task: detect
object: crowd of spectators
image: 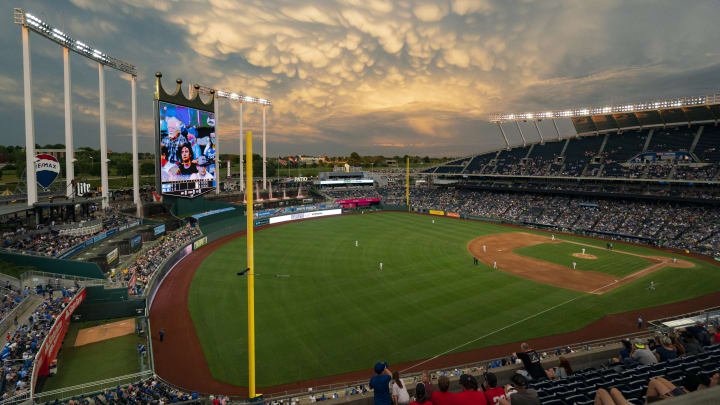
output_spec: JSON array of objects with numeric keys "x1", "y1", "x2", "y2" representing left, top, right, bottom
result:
[
  {"x1": 360, "y1": 323, "x2": 719, "y2": 405},
  {"x1": 0, "y1": 287, "x2": 24, "y2": 326},
  {"x1": 336, "y1": 186, "x2": 720, "y2": 257},
  {"x1": 52, "y1": 378, "x2": 210, "y2": 405},
  {"x1": 324, "y1": 188, "x2": 380, "y2": 200},
  {"x1": 120, "y1": 225, "x2": 201, "y2": 296},
  {"x1": 0, "y1": 288, "x2": 78, "y2": 400},
  {"x1": 1, "y1": 209, "x2": 137, "y2": 258}
]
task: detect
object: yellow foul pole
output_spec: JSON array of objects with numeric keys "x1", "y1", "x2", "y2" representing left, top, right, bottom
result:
[
  {"x1": 245, "y1": 131, "x2": 257, "y2": 399},
  {"x1": 406, "y1": 157, "x2": 410, "y2": 211}
]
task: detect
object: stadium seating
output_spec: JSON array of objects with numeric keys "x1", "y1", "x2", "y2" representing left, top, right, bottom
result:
[
  {"x1": 463, "y1": 153, "x2": 497, "y2": 174},
  {"x1": 373, "y1": 187, "x2": 720, "y2": 257},
  {"x1": 496, "y1": 146, "x2": 532, "y2": 175},
  {"x1": 430, "y1": 125, "x2": 720, "y2": 181},
  {"x1": 554, "y1": 135, "x2": 605, "y2": 177},
  {"x1": 525, "y1": 140, "x2": 565, "y2": 176},
  {"x1": 529, "y1": 343, "x2": 720, "y2": 405}
]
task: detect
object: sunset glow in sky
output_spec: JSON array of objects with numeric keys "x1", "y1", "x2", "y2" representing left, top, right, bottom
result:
[{"x1": 1, "y1": 0, "x2": 719, "y2": 156}]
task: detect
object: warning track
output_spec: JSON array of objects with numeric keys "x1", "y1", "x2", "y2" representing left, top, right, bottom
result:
[{"x1": 150, "y1": 214, "x2": 716, "y2": 396}]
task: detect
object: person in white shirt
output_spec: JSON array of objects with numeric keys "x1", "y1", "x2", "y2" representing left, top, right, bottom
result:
[{"x1": 391, "y1": 371, "x2": 410, "y2": 405}]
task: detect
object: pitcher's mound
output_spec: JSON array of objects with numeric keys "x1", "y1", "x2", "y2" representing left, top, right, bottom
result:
[
  {"x1": 572, "y1": 253, "x2": 598, "y2": 260},
  {"x1": 74, "y1": 319, "x2": 135, "y2": 346}
]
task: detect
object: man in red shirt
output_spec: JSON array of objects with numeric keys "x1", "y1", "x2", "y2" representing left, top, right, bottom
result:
[
  {"x1": 454, "y1": 374, "x2": 487, "y2": 405},
  {"x1": 430, "y1": 376, "x2": 455, "y2": 405},
  {"x1": 482, "y1": 373, "x2": 507, "y2": 405}
]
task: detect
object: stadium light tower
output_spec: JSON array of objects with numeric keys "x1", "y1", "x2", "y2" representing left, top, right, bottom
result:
[
  {"x1": 14, "y1": 9, "x2": 139, "y2": 213},
  {"x1": 192, "y1": 85, "x2": 271, "y2": 192}
]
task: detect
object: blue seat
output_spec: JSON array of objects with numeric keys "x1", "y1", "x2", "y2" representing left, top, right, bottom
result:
[
  {"x1": 685, "y1": 366, "x2": 702, "y2": 375},
  {"x1": 623, "y1": 387, "x2": 645, "y2": 401},
  {"x1": 565, "y1": 394, "x2": 588, "y2": 405},
  {"x1": 542, "y1": 399, "x2": 565, "y2": 405}
]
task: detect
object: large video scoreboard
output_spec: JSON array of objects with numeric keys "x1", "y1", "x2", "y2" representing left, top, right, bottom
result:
[{"x1": 155, "y1": 87, "x2": 217, "y2": 198}]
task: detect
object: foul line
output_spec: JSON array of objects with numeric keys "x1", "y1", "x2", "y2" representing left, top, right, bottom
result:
[{"x1": 399, "y1": 279, "x2": 619, "y2": 373}]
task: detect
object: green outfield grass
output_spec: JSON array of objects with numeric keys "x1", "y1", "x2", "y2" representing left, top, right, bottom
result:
[
  {"x1": 513, "y1": 242, "x2": 652, "y2": 277},
  {"x1": 188, "y1": 212, "x2": 720, "y2": 387},
  {"x1": 41, "y1": 318, "x2": 146, "y2": 392}
]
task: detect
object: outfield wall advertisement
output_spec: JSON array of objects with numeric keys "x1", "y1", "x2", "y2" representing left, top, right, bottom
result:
[
  {"x1": 268, "y1": 209, "x2": 342, "y2": 225},
  {"x1": 429, "y1": 210, "x2": 445, "y2": 216},
  {"x1": 154, "y1": 224, "x2": 166, "y2": 236},
  {"x1": 31, "y1": 288, "x2": 86, "y2": 393},
  {"x1": 193, "y1": 236, "x2": 208, "y2": 250},
  {"x1": 106, "y1": 248, "x2": 119, "y2": 264}
]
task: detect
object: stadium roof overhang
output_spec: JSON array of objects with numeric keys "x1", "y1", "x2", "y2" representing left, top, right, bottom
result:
[
  {"x1": 490, "y1": 92, "x2": 720, "y2": 135},
  {"x1": 33, "y1": 196, "x2": 103, "y2": 208},
  {"x1": 0, "y1": 204, "x2": 32, "y2": 217}
]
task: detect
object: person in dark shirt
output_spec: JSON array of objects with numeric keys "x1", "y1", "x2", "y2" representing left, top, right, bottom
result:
[
  {"x1": 370, "y1": 362, "x2": 392, "y2": 405},
  {"x1": 421, "y1": 372, "x2": 435, "y2": 398},
  {"x1": 654, "y1": 336, "x2": 678, "y2": 362},
  {"x1": 176, "y1": 144, "x2": 198, "y2": 176},
  {"x1": 516, "y1": 343, "x2": 545, "y2": 381},
  {"x1": 410, "y1": 383, "x2": 432, "y2": 405}
]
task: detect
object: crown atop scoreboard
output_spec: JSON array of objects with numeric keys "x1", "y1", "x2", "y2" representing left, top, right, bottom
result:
[{"x1": 154, "y1": 72, "x2": 215, "y2": 112}]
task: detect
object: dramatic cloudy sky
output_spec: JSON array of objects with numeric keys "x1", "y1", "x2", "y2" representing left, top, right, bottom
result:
[{"x1": 1, "y1": 0, "x2": 719, "y2": 157}]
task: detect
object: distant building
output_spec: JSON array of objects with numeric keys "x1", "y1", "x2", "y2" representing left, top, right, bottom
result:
[{"x1": 35, "y1": 149, "x2": 65, "y2": 159}]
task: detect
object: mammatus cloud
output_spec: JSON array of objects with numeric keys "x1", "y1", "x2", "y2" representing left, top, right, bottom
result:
[{"x1": 3, "y1": 0, "x2": 720, "y2": 156}]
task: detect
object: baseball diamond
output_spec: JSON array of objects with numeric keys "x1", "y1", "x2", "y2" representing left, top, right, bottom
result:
[{"x1": 149, "y1": 212, "x2": 720, "y2": 394}]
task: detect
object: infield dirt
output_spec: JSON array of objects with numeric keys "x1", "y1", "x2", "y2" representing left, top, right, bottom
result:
[
  {"x1": 151, "y1": 215, "x2": 715, "y2": 395},
  {"x1": 467, "y1": 232, "x2": 694, "y2": 294}
]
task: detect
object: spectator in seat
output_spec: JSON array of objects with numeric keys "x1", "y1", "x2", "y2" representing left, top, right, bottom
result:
[
  {"x1": 370, "y1": 362, "x2": 392, "y2": 405},
  {"x1": 516, "y1": 343, "x2": 546, "y2": 381},
  {"x1": 619, "y1": 339, "x2": 632, "y2": 360},
  {"x1": 630, "y1": 339, "x2": 658, "y2": 365},
  {"x1": 545, "y1": 356, "x2": 572, "y2": 379},
  {"x1": 682, "y1": 322, "x2": 712, "y2": 346},
  {"x1": 682, "y1": 372, "x2": 719, "y2": 392},
  {"x1": 645, "y1": 376, "x2": 689, "y2": 400},
  {"x1": 391, "y1": 371, "x2": 410, "y2": 405},
  {"x1": 481, "y1": 372, "x2": 506, "y2": 405},
  {"x1": 593, "y1": 387, "x2": 628, "y2": 404},
  {"x1": 669, "y1": 332, "x2": 686, "y2": 357},
  {"x1": 653, "y1": 336, "x2": 678, "y2": 362},
  {"x1": 454, "y1": 374, "x2": 487, "y2": 405},
  {"x1": 421, "y1": 372, "x2": 435, "y2": 398},
  {"x1": 410, "y1": 383, "x2": 431, "y2": 405},
  {"x1": 499, "y1": 374, "x2": 539, "y2": 405},
  {"x1": 713, "y1": 326, "x2": 720, "y2": 343},
  {"x1": 682, "y1": 333, "x2": 705, "y2": 355},
  {"x1": 430, "y1": 376, "x2": 453, "y2": 405}
]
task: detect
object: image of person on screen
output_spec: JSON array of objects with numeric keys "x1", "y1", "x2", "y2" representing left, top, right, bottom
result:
[
  {"x1": 186, "y1": 128, "x2": 203, "y2": 165},
  {"x1": 176, "y1": 144, "x2": 198, "y2": 176},
  {"x1": 204, "y1": 133, "x2": 216, "y2": 163},
  {"x1": 190, "y1": 164, "x2": 214, "y2": 180},
  {"x1": 161, "y1": 117, "x2": 187, "y2": 165}
]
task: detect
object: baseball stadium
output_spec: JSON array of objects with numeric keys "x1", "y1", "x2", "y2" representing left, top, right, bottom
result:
[{"x1": 2, "y1": 3, "x2": 720, "y2": 405}]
